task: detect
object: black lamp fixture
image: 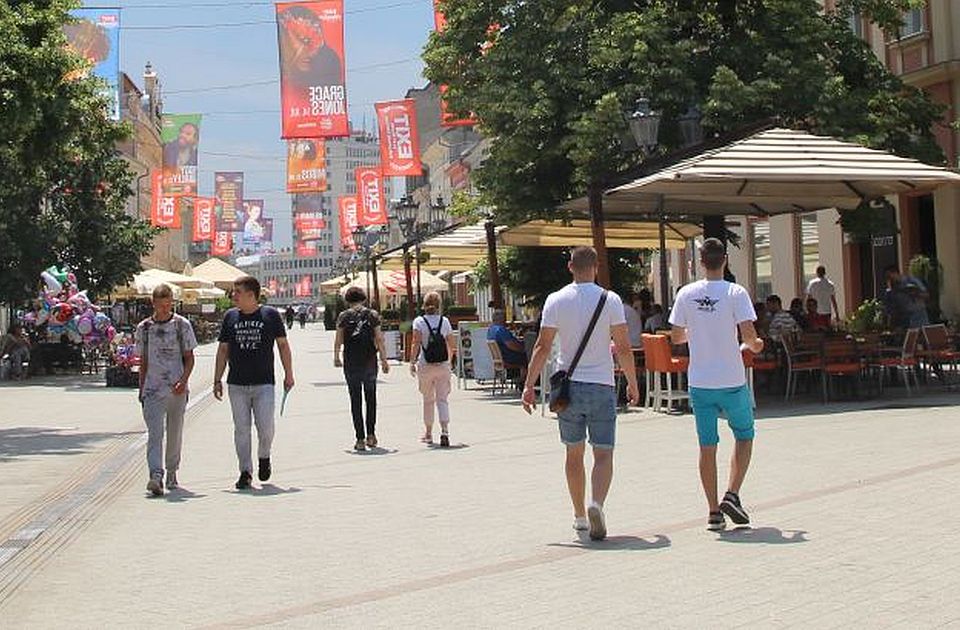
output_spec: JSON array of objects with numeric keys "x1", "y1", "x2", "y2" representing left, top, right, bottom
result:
[
  {"x1": 627, "y1": 97, "x2": 662, "y2": 154},
  {"x1": 351, "y1": 226, "x2": 367, "y2": 251},
  {"x1": 376, "y1": 225, "x2": 390, "y2": 249},
  {"x1": 679, "y1": 104, "x2": 704, "y2": 148},
  {"x1": 394, "y1": 195, "x2": 418, "y2": 240}
]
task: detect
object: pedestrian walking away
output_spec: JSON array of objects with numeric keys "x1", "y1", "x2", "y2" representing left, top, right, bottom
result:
[
  {"x1": 522, "y1": 246, "x2": 639, "y2": 541},
  {"x1": 297, "y1": 305, "x2": 307, "y2": 329},
  {"x1": 669, "y1": 238, "x2": 764, "y2": 531},
  {"x1": 334, "y1": 287, "x2": 390, "y2": 451},
  {"x1": 135, "y1": 283, "x2": 198, "y2": 497},
  {"x1": 409, "y1": 292, "x2": 456, "y2": 447},
  {"x1": 214, "y1": 276, "x2": 295, "y2": 490},
  {"x1": 285, "y1": 305, "x2": 295, "y2": 329}
]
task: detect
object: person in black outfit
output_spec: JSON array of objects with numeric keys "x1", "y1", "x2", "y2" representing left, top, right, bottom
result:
[
  {"x1": 285, "y1": 305, "x2": 295, "y2": 329},
  {"x1": 333, "y1": 287, "x2": 390, "y2": 451}
]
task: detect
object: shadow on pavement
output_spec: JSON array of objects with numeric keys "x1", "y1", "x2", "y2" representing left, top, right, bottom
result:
[
  {"x1": 716, "y1": 526, "x2": 808, "y2": 544},
  {"x1": 343, "y1": 447, "x2": 400, "y2": 456},
  {"x1": 222, "y1": 484, "x2": 304, "y2": 497},
  {"x1": 0, "y1": 427, "x2": 141, "y2": 461},
  {"x1": 162, "y1": 488, "x2": 207, "y2": 503},
  {"x1": 550, "y1": 534, "x2": 672, "y2": 551},
  {"x1": 426, "y1": 443, "x2": 469, "y2": 451}
]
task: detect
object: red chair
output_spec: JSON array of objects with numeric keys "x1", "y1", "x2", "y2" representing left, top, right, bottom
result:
[
  {"x1": 642, "y1": 334, "x2": 689, "y2": 412},
  {"x1": 920, "y1": 324, "x2": 960, "y2": 385},
  {"x1": 782, "y1": 333, "x2": 821, "y2": 401},
  {"x1": 870, "y1": 328, "x2": 920, "y2": 395},
  {"x1": 820, "y1": 337, "x2": 864, "y2": 402}
]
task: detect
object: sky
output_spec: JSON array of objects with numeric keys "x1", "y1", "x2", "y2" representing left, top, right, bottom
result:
[{"x1": 101, "y1": 0, "x2": 435, "y2": 249}]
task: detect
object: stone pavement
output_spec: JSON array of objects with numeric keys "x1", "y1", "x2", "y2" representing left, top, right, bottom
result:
[{"x1": 1, "y1": 326, "x2": 959, "y2": 628}]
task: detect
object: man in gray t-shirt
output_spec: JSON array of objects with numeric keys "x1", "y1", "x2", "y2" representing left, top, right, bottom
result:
[{"x1": 135, "y1": 283, "x2": 197, "y2": 496}]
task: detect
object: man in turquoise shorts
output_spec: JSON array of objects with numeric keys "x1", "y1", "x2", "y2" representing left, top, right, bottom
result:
[{"x1": 669, "y1": 238, "x2": 764, "y2": 531}]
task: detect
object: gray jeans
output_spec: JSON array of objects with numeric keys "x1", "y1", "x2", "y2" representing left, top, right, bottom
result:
[
  {"x1": 141, "y1": 392, "x2": 188, "y2": 477},
  {"x1": 228, "y1": 384, "x2": 276, "y2": 473}
]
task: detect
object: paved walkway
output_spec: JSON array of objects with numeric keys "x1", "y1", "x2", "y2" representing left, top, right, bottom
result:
[{"x1": 1, "y1": 326, "x2": 959, "y2": 628}]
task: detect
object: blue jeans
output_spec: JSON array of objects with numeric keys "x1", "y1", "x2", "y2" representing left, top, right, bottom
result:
[{"x1": 557, "y1": 381, "x2": 617, "y2": 449}]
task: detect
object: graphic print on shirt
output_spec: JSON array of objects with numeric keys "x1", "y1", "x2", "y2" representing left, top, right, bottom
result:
[
  {"x1": 234, "y1": 319, "x2": 265, "y2": 351},
  {"x1": 694, "y1": 295, "x2": 720, "y2": 313}
]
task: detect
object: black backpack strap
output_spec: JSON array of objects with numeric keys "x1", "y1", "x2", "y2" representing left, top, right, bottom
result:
[{"x1": 567, "y1": 291, "x2": 608, "y2": 379}]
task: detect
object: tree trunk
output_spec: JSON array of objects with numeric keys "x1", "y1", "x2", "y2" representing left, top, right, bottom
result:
[
  {"x1": 703, "y1": 215, "x2": 736, "y2": 282},
  {"x1": 588, "y1": 182, "x2": 611, "y2": 288},
  {"x1": 403, "y1": 245, "x2": 415, "y2": 321},
  {"x1": 485, "y1": 219, "x2": 504, "y2": 309},
  {"x1": 371, "y1": 257, "x2": 381, "y2": 309}
]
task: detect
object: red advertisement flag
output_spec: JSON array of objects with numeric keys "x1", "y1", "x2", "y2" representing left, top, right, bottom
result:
[
  {"x1": 150, "y1": 170, "x2": 181, "y2": 228},
  {"x1": 355, "y1": 166, "x2": 387, "y2": 226},
  {"x1": 295, "y1": 275, "x2": 313, "y2": 297},
  {"x1": 338, "y1": 196, "x2": 358, "y2": 250},
  {"x1": 212, "y1": 231, "x2": 233, "y2": 257},
  {"x1": 296, "y1": 240, "x2": 317, "y2": 257},
  {"x1": 268, "y1": 279, "x2": 279, "y2": 295},
  {"x1": 192, "y1": 197, "x2": 216, "y2": 242},
  {"x1": 432, "y1": 0, "x2": 446, "y2": 31},
  {"x1": 276, "y1": 1, "x2": 348, "y2": 139},
  {"x1": 439, "y1": 84, "x2": 475, "y2": 128},
  {"x1": 376, "y1": 99, "x2": 422, "y2": 177},
  {"x1": 286, "y1": 139, "x2": 328, "y2": 192}
]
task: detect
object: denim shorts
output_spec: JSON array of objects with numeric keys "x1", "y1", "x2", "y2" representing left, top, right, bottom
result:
[
  {"x1": 557, "y1": 381, "x2": 617, "y2": 449},
  {"x1": 690, "y1": 385, "x2": 755, "y2": 447}
]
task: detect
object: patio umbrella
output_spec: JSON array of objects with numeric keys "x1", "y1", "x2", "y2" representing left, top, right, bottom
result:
[
  {"x1": 338, "y1": 270, "x2": 448, "y2": 297},
  {"x1": 499, "y1": 218, "x2": 699, "y2": 249},
  {"x1": 140, "y1": 268, "x2": 215, "y2": 289},
  {"x1": 190, "y1": 258, "x2": 250, "y2": 290}
]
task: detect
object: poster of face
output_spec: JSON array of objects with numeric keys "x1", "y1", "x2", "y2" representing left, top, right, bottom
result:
[
  {"x1": 214, "y1": 172, "x2": 245, "y2": 231},
  {"x1": 375, "y1": 99, "x2": 422, "y2": 176},
  {"x1": 242, "y1": 200, "x2": 266, "y2": 244},
  {"x1": 355, "y1": 166, "x2": 386, "y2": 226},
  {"x1": 192, "y1": 197, "x2": 216, "y2": 242},
  {"x1": 276, "y1": 0, "x2": 348, "y2": 138},
  {"x1": 64, "y1": 9, "x2": 121, "y2": 120},
  {"x1": 286, "y1": 139, "x2": 328, "y2": 192},
  {"x1": 161, "y1": 114, "x2": 202, "y2": 196}
]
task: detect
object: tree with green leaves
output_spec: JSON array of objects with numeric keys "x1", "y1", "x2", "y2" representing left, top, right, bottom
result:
[
  {"x1": 424, "y1": 0, "x2": 943, "y2": 285},
  {"x1": 0, "y1": 0, "x2": 156, "y2": 303}
]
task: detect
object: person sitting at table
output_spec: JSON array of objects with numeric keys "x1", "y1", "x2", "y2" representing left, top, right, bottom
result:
[
  {"x1": 766, "y1": 295, "x2": 799, "y2": 342},
  {"x1": 789, "y1": 298, "x2": 809, "y2": 330},
  {"x1": 487, "y1": 309, "x2": 527, "y2": 367},
  {"x1": 805, "y1": 297, "x2": 830, "y2": 331},
  {"x1": 643, "y1": 304, "x2": 666, "y2": 333}
]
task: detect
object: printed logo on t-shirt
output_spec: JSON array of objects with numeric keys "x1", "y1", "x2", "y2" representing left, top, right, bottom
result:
[
  {"x1": 694, "y1": 295, "x2": 720, "y2": 313},
  {"x1": 234, "y1": 319, "x2": 264, "y2": 350}
]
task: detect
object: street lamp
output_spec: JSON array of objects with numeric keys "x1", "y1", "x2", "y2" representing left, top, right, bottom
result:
[
  {"x1": 679, "y1": 104, "x2": 704, "y2": 148},
  {"x1": 392, "y1": 196, "x2": 419, "y2": 321}
]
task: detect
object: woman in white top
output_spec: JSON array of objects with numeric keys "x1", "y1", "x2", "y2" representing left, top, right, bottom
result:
[{"x1": 409, "y1": 292, "x2": 457, "y2": 447}]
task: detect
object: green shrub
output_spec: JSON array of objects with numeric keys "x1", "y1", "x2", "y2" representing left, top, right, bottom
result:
[{"x1": 846, "y1": 299, "x2": 885, "y2": 333}]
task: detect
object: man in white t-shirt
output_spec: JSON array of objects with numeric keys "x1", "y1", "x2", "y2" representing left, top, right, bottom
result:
[
  {"x1": 622, "y1": 293, "x2": 643, "y2": 347},
  {"x1": 806, "y1": 265, "x2": 839, "y2": 320},
  {"x1": 522, "y1": 247, "x2": 639, "y2": 541},
  {"x1": 669, "y1": 238, "x2": 764, "y2": 532}
]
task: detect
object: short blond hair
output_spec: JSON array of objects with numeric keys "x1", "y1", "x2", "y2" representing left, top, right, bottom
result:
[
  {"x1": 422, "y1": 291, "x2": 442, "y2": 314},
  {"x1": 152, "y1": 283, "x2": 174, "y2": 300},
  {"x1": 570, "y1": 246, "x2": 598, "y2": 271}
]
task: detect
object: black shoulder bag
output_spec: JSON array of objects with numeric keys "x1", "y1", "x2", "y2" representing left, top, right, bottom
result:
[{"x1": 549, "y1": 291, "x2": 608, "y2": 413}]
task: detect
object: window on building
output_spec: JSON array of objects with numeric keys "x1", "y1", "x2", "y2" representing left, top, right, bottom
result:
[
  {"x1": 751, "y1": 218, "x2": 772, "y2": 300},
  {"x1": 900, "y1": 8, "x2": 923, "y2": 38},
  {"x1": 799, "y1": 213, "x2": 820, "y2": 288},
  {"x1": 847, "y1": 11, "x2": 863, "y2": 38}
]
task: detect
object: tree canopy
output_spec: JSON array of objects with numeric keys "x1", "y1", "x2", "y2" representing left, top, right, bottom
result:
[
  {"x1": 423, "y1": 0, "x2": 942, "y2": 225},
  {"x1": 0, "y1": 0, "x2": 156, "y2": 303}
]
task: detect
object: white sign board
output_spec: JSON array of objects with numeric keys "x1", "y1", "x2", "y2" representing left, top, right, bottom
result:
[{"x1": 457, "y1": 322, "x2": 494, "y2": 388}]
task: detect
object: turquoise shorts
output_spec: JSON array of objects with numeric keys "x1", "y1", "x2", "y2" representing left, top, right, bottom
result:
[{"x1": 690, "y1": 385, "x2": 755, "y2": 447}]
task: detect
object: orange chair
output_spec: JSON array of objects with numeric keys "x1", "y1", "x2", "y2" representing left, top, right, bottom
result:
[
  {"x1": 920, "y1": 324, "x2": 960, "y2": 384},
  {"x1": 820, "y1": 337, "x2": 864, "y2": 402},
  {"x1": 642, "y1": 334, "x2": 689, "y2": 412},
  {"x1": 870, "y1": 328, "x2": 920, "y2": 395}
]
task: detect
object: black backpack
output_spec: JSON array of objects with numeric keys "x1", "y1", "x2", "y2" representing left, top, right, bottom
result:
[
  {"x1": 344, "y1": 309, "x2": 377, "y2": 364},
  {"x1": 422, "y1": 316, "x2": 449, "y2": 364}
]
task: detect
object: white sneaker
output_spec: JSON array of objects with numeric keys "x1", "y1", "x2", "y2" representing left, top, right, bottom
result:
[
  {"x1": 146, "y1": 474, "x2": 164, "y2": 497},
  {"x1": 573, "y1": 516, "x2": 589, "y2": 531},
  {"x1": 587, "y1": 503, "x2": 607, "y2": 541},
  {"x1": 166, "y1": 471, "x2": 178, "y2": 490}
]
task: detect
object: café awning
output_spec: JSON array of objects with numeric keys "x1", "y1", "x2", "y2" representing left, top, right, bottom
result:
[
  {"x1": 190, "y1": 258, "x2": 249, "y2": 290},
  {"x1": 499, "y1": 219, "x2": 699, "y2": 250},
  {"x1": 378, "y1": 223, "x2": 495, "y2": 272}
]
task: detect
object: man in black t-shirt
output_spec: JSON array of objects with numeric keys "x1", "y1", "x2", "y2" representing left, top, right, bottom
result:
[
  {"x1": 334, "y1": 287, "x2": 390, "y2": 451},
  {"x1": 214, "y1": 276, "x2": 295, "y2": 490}
]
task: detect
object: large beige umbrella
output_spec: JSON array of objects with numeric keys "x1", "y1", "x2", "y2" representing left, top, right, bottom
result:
[
  {"x1": 338, "y1": 270, "x2": 448, "y2": 297},
  {"x1": 112, "y1": 272, "x2": 184, "y2": 300},
  {"x1": 140, "y1": 268, "x2": 215, "y2": 289},
  {"x1": 379, "y1": 223, "x2": 496, "y2": 272},
  {"x1": 499, "y1": 218, "x2": 699, "y2": 249},
  {"x1": 190, "y1": 258, "x2": 249, "y2": 290}
]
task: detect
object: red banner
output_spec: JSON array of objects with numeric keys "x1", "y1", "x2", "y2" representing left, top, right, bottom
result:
[
  {"x1": 212, "y1": 231, "x2": 233, "y2": 257},
  {"x1": 296, "y1": 241, "x2": 317, "y2": 257},
  {"x1": 376, "y1": 99, "x2": 422, "y2": 176},
  {"x1": 338, "y1": 196, "x2": 358, "y2": 250},
  {"x1": 286, "y1": 139, "x2": 328, "y2": 192},
  {"x1": 192, "y1": 197, "x2": 216, "y2": 242},
  {"x1": 432, "y1": 0, "x2": 446, "y2": 31},
  {"x1": 295, "y1": 275, "x2": 313, "y2": 297},
  {"x1": 268, "y1": 279, "x2": 279, "y2": 295},
  {"x1": 150, "y1": 170, "x2": 181, "y2": 228},
  {"x1": 276, "y1": 1, "x2": 348, "y2": 138},
  {"x1": 355, "y1": 166, "x2": 386, "y2": 226}
]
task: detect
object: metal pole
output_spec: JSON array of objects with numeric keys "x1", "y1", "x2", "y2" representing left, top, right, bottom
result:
[
  {"x1": 371, "y1": 255, "x2": 381, "y2": 309},
  {"x1": 403, "y1": 244, "x2": 415, "y2": 321},
  {"x1": 485, "y1": 219, "x2": 503, "y2": 309},
  {"x1": 658, "y1": 195, "x2": 670, "y2": 307},
  {"x1": 415, "y1": 241, "x2": 422, "y2": 308},
  {"x1": 365, "y1": 250, "x2": 371, "y2": 303}
]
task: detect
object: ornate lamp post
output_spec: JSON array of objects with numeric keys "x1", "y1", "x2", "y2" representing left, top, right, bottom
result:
[
  {"x1": 626, "y1": 98, "x2": 666, "y2": 306},
  {"x1": 394, "y1": 196, "x2": 418, "y2": 320}
]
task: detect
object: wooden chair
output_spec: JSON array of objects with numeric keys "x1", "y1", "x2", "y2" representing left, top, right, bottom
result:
[
  {"x1": 920, "y1": 324, "x2": 960, "y2": 384},
  {"x1": 485, "y1": 340, "x2": 509, "y2": 395},
  {"x1": 782, "y1": 333, "x2": 820, "y2": 401},
  {"x1": 869, "y1": 328, "x2": 920, "y2": 395},
  {"x1": 820, "y1": 337, "x2": 864, "y2": 402}
]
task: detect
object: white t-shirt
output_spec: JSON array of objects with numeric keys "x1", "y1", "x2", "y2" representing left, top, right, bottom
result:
[
  {"x1": 412, "y1": 314, "x2": 453, "y2": 365},
  {"x1": 669, "y1": 279, "x2": 756, "y2": 389},
  {"x1": 806, "y1": 277, "x2": 835, "y2": 315},
  {"x1": 540, "y1": 282, "x2": 626, "y2": 387},
  {"x1": 623, "y1": 303, "x2": 643, "y2": 347}
]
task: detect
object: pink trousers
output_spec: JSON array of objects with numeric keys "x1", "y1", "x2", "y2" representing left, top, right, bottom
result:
[{"x1": 418, "y1": 362, "x2": 451, "y2": 427}]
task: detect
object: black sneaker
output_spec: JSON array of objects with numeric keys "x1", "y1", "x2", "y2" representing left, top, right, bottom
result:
[
  {"x1": 258, "y1": 458, "x2": 271, "y2": 482},
  {"x1": 235, "y1": 471, "x2": 252, "y2": 490},
  {"x1": 707, "y1": 511, "x2": 726, "y2": 531},
  {"x1": 354, "y1": 439, "x2": 366, "y2": 451},
  {"x1": 439, "y1": 434, "x2": 450, "y2": 448},
  {"x1": 719, "y1": 491, "x2": 750, "y2": 525}
]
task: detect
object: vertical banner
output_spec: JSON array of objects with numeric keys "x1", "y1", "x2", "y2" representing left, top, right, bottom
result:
[
  {"x1": 261, "y1": 218, "x2": 275, "y2": 253},
  {"x1": 276, "y1": 0, "x2": 348, "y2": 138},
  {"x1": 161, "y1": 114, "x2": 201, "y2": 196},
  {"x1": 286, "y1": 139, "x2": 328, "y2": 192},
  {"x1": 212, "y1": 231, "x2": 233, "y2": 257},
  {"x1": 192, "y1": 197, "x2": 216, "y2": 242},
  {"x1": 150, "y1": 170, "x2": 180, "y2": 228},
  {"x1": 64, "y1": 9, "x2": 121, "y2": 120},
  {"x1": 338, "y1": 196, "x2": 358, "y2": 251},
  {"x1": 292, "y1": 193, "x2": 326, "y2": 243},
  {"x1": 268, "y1": 279, "x2": 279, "y2": 295},
  {"x1": 214, "y1": 172, "x2": 245, "y2": 231},
  {"x1": 375, "y1": 99, "x2": 422, "y2": 176},
  {"x1": 242, "y1": 200, "x2": 266, "y2": 245},
  {"x1": 431, "y1": 0, "x2": 476, "y2": 128},
  {"x1": 295, "y1": 275, "x2": 312, "y2": 297},
  {"x1": 296, "y1": 241, "x2": 318, "y2": 257},
  {"x1": 355, "y1": 166, "x2": 387, "y2": 226}
]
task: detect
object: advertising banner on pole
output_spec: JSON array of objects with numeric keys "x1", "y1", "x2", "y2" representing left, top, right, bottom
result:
[
  {"x1": 355, "y1": 166, "x2": 386, "y2": 226},
  {"x1": 296, "y1": 240, "x2": 318, "y2": 257},
  {"x1": 214, "y1": 172, "x2": 244, "y2": 231},
  {"x1": 161, "y1": 114, "x2": 201, "y2": 196},
  {"x1": 338, "y1": 196, "x2": 358, "y2": 251},
  {"x1": 261, "y1": 218, "x2": 275, "y2": 252},
  {"x1": 375, "y1": 99, "x2": 422, "y2": 176},
  {"x1": 64, "y1": 9, "x2": 121, "y2": 120},
  {"x1": 192, "y1": 197, "x2": 216, "y2": 242},
  {"x1": 286, "y1": 139, "x2": 327, "y2": 192},
  {"x1": 150, "y1": 170, "x2": 180, "y2": 228},
  {"x1": 276, "y1": 0, "x2": 348, "y2": 138},
  {"x1": 212, "y1": 231, "x2": 233, "y2": 257},
  {"x1": 431, "y1": 1, "x2": 476, "y2": 128},
  {"x1": 293, "y1": 193, "x2": 326, "y2": 242},
  {"x1": 295, "y1": 275, "x2": 313, "y2": 297},
  {"x1": 268, "y1": 279, "x2": 279, "y2": 295},
  {"x1": 242, "y1": 200, "x2": 266, "y2": 245}
]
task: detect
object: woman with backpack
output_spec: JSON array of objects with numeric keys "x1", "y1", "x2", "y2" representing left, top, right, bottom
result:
[{"x1": 409, "y1": 292, "x2": 457, "y2": 447}]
